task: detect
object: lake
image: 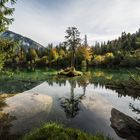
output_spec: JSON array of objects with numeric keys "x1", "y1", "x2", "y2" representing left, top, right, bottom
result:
[{"x1": 0, "y1": 68, "x2": 140, "y2": 140}]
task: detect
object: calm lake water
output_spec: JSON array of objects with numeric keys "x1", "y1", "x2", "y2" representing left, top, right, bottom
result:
[{"x1": 0, "y1": 68, "x2": 140, "y2": 140}]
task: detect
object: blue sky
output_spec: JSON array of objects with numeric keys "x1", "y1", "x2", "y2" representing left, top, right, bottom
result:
[{"x1": 9, "y1": 0, "x2": 140, "y2": 46}]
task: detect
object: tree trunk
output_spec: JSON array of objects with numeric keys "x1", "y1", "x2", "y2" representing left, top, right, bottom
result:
[{"x1": 71, "y1": 44, "x2": 75, "y2": 68}]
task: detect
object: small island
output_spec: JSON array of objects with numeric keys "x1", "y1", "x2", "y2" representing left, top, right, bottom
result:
[{"x1": 58, "y1": 67, "x2": 82, "y2": 77}]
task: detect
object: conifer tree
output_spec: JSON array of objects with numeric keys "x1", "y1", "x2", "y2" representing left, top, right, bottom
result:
[
  {"x1": 0, "y1": 0, "x2": 17, "y2": 32},
  {"x1": 65, "y1": 27, "x2": 81, "y2": 67},
  {"x1": 0, "y1": 0, "x2": 16, "y2": 70}
]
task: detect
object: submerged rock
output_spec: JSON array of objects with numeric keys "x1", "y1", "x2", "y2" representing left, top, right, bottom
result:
[
  {"x1": 110, "y1": 108, "x2": 140, "y2": 140},
  {"x1": 2, "y1": 92, "x2": 53, "y2": 134}
]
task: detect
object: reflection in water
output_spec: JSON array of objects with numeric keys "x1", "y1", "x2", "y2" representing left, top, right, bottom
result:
[
  {"x1": 44, "y1": 74, "x2": 140, "y2": 124},
  {"x1": 129, "y1": 103, "x2": 140, "y2": 122},
  {"x1": 0, "y1": 68, "x2": 140, "y2": 140},
  {"x1": 44, "y1": 75, "x2": 140, "y2": 140},
  {"x1": 110, "y1": 108, "x2": 140, "y2": 140},
  {"x1": 1, "y1": 92, "x2": 53, "y2": 139},
  {"x1": 0, "y1": 100, "x2": 7, "y2": 111},
  {"x1": 0, "y1": 113, "x2": 17, "y2": 140},
  {"x1": 0, "y1": 94, "x2": 17, "y2": 140},
  {"x1": 44, "y1": 70, "x2": 140, "y2": 101},
  {"x1": 43, "y1": 73, "x2": 140, "y2": 122},
  {"x1": 0, "y1": 80, "x2": 41, "y2": 94},
  {"x1": 60, "y1": 80, "x2": 86, "y2": 118},
  {"x1": 107, "y1": 84, "x2": 140, "y2": 100}
]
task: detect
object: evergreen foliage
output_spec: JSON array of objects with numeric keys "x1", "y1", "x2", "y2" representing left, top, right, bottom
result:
[{"x1": 1, "y1": 28, "x2": 140, "y2": 68}]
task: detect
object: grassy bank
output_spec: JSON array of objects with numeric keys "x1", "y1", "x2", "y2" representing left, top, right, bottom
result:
[{"x1": 22, "y1": 123, "x2": 112, "y2": 140}]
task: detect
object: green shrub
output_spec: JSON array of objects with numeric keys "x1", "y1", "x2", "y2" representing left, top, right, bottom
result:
[{"x1": 22, "y1": 122, "x2": 112, "y2": 140}]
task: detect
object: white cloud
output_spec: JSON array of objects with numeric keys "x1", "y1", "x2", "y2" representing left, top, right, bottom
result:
[{"x1": 9, "y1": 0, "x2": 140, "y2": 46}]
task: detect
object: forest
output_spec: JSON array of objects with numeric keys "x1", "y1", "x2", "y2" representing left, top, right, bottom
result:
[
  {"x1": 0, "y1": 28, "x2": 140, "y2": 70},
  {"x1": 0, "y1": 0, "x2": 140, "y2": 70}
]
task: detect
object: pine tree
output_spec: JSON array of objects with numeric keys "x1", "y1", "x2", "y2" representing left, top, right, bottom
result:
[
  {"x1": 84, "y1": 34, "x2": 88, "y2": 47},
  {"x1": 0, "y1": 0, "x2": 17, "y2": 32},
  {"x1": 65, "y1": 27, "x2": 81, "y2": 67},
  {"x1": 0, "y1": 0, "x2": 16, "y2": 71}
]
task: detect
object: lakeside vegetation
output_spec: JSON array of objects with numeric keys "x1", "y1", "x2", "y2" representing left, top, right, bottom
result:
[
  {"x1": 22, "y1": 122, "x2": 112, "y2": 140},
  {"x1": 0, "y1": 68, "x2": 139, "y2": 100}
]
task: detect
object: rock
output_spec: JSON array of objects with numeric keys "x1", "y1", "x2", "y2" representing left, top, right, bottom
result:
[
  {"x1": 110, "y1": 108, "x2": 140, "y2": 140},
  {"x1": 2, "y1": 92, "x2": 53, "y2": 134}
]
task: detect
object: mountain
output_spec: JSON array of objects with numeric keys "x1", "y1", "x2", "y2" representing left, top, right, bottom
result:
[{"x1": 0, "y1": 30, "x2": 45, "y2": 50}]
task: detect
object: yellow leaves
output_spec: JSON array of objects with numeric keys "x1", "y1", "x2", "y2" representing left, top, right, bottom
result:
[
  {"x1": 93, "y1": 71, "x2": 113, "y2": 80},
  {"x1": 15, "y1": 56, "x2": 19, "y2": 63},
  {"x1": 105, "y1": 52, "x2": 114, "y2": 58},
  {"x1": 59, "y1": 49, "x2": 65, "y2": 58},
  {"x1": 93, "y1": 52, "x2": 114, "y2": 65},
  {"x1": 0, "y1": 52, "x2": 5, "y2": 71},
  {"x1": 77, "y1": 46, "x2": 93, "y2": 62},
  {"x1": 94, "y1": 71, "x2": 105, "y2": 77},
  {"x1": 50, "y1": 48, "x2": 59, "y2": 61},
  {"x1": 29, "y1": 49, "x2": 38, "y2": 60},
  {"x1": 94, "y1": 55, "x2": 105, "y2": 64},
  {"x1": 106, "y1": 75, "x2": 113, "y2": 80}
]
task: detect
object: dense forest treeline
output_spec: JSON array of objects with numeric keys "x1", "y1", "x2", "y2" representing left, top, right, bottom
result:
[
  {"x1": 0, "y1": 30, "x2": 140, "y2": 67},
  {"x1": 0, "y1": 0, "x2": 140, "y2": 69},
  {"x1": 0, "y1": 28, "x2": 140, "y2": 69}
]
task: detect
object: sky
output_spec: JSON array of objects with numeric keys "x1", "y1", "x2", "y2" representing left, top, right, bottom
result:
[{"x1": 9, "y1": 0, "x2": 140, "y2": 46}]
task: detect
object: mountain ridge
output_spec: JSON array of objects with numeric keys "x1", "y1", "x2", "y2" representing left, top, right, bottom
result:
[{"x1": 0, "y1": 30, "x2": 45, "y2": 50}]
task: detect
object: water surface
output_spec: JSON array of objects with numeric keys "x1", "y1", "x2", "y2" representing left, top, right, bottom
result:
[{"x1": 0, "y1": 68, "x2": 140, "y2": 140}]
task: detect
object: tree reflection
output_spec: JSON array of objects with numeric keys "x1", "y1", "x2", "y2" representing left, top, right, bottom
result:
[
  {"x1": 104, "y1": 82, "x2": 140, "y2": 100},
  {"x1": 0, "y1": 112, "x2": 17, "y2": 140},
  {"x1": 0, "y1": 94, "x2": 17, "y2": 140},
  {"x1": 129, "y1": 103, "x2": 140, "y2": 122},
  {"x1": 60, "y1": 79, "x2": 87, "y2": 118}
]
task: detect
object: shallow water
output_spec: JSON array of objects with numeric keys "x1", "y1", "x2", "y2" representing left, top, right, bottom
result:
[{"x1": 0, "y1": 68, "x2": 140, "y2": 140}]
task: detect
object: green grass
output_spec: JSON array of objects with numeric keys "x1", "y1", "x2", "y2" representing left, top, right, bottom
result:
[{"x1": 22, "y1": 122, "x2": 112, "y2": 140}]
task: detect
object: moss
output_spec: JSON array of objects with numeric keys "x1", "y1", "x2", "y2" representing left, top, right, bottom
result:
[
  {"x1": 0, "y1": 93, "x2": 15, "y2": 100},
  {"x1": 58, "y1": 67, "x2": 83, "y2": 77},
  {"x1": 22, "y1": 122, "x2": 112, "y2": 140},
  {"x1": 0, "y1": 93, "x2": 16, "y2": 109}
]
